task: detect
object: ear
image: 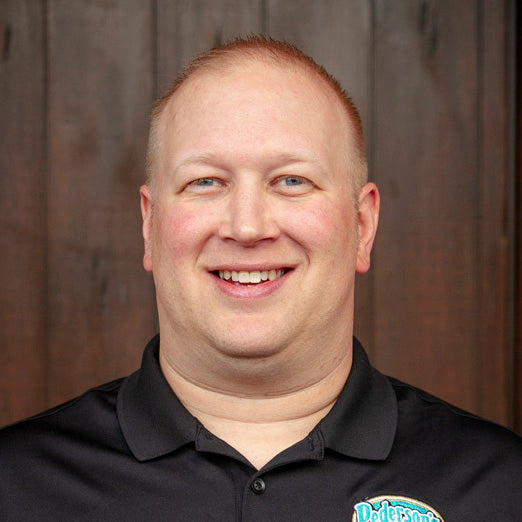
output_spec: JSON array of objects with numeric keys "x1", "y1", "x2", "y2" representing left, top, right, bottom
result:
[
  {"x1": 140, "y1": 184, "x2": 153, "y2": 273},
  {"x1": 355, "y1": 182, "x2": 380, "y2": 274}
]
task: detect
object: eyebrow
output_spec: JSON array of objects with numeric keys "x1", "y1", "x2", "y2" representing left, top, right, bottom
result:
[{"x1": 173, "y1": 151, "x2": 328, "y2": 175}]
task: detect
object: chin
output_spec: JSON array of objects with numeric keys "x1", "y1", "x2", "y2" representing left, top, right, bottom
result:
[
  {"x1": 201, "y1": 311, "x2": 309, "y2": 363},
  {"x1": 209, "y1": 331, "x2": 289, "y2": 361}
]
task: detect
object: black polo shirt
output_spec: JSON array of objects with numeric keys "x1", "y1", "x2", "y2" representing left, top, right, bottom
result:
[{"x1": 1, "y1": 336, "x2": 521, "y2": 521}]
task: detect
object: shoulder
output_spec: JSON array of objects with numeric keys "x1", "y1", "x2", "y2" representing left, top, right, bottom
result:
[
  {"x1": 390, "y1": 376, "x2": 520, "y2": 442},
  {"x1": 379, "y1": 377, "x2": 522, "y2": 517},
  {"x1": 389, "y1": 376, "x2": 522, "y2": 450},
  {"x1": 388, "y1": 376, "x2": 522, "y2": 483},
  {"x1": 0, "y1": 378, "x2": 134, "y2": 518},
  {"x1": 0, "y1": 378, "x2": 125, "y2": 458}
]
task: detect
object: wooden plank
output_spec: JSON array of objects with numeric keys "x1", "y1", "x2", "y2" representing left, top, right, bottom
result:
[
  {"x1": 515, "y1": 0, "x2": 522, "y2": 434},
  {"x1": 46, "y1": 1, "x2": 156, "y2": 405},
  {"x1": 156, "y1": 0, "x2": 262, "y2": 95},
  {"x1": 267, "y1": 0, "x2": 374, "y2": 351},
  {"x1": 372, "y1": 0, "x2": 482, "y2": 414},
  {"x1": 267, "y1": 0, "x2": 370, "y2": 126},
  {"x1": 0, "y1": 1, "x2": 47, "y2": 426},
  {"x1": 477, "y1": 0, "x2": 512, "y2": 426}
]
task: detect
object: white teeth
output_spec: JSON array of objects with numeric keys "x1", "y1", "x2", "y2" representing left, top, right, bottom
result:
[{"x1": 217, "y1": 269, "x2": 285, "y2": 284}]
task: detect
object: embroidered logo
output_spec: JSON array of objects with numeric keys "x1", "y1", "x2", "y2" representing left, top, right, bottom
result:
[{"x1": 352, "y1": 495, "x2": 444, "y2": 522}]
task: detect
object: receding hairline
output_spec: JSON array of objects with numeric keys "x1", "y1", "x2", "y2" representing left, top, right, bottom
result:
[{"x1": 146, "y1": 36, "x2": 368, "y2": 195}]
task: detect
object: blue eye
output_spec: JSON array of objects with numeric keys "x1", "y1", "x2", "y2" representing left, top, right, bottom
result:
[
  {"x1": 277, "y1": 176, "x2": 308, "y2": 186},
  {"x1": 184, "y1": 177, "x2": 224, "y2": 194},
  {"x1": 281, "y1": 176, "x2": 303, "y2": 186},
  {"x1": 194, "y1": 178, "x2": 218, "y2": 186},
  {"x1": 273, "y1": 175, "x2": 314, "y2": 195}
]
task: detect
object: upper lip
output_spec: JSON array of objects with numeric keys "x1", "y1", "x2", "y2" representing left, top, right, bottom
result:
[{"x1": 207, "y1": 264, "x2": 296, "y2": 272}]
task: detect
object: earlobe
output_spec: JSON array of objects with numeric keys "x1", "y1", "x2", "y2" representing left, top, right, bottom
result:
[
  {"x1": 140, "y1": 184, "x2": 153, "y2": 273},
  {"x1": 355, "y1": 182, "x2": 380, "y2": 274}
]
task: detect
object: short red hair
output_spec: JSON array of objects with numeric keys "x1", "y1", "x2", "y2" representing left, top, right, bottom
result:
[{"x1": 146, "y1": 35, "x2": 367, "y2": 193}]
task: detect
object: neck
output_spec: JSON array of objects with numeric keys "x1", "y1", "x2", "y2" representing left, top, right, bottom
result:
[{"x1": 159, "y1": 347, "x2": 352, "y2": 469}]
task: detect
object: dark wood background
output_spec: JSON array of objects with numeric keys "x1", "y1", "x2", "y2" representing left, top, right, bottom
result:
[{"x1": 2, "y1": 0, "x2": 520, "y2": 433}]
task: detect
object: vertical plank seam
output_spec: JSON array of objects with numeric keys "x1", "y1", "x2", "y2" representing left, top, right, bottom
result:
[
  {"x1": 43, "y1": 0, "x2": 50, "y2": 408},
  {"x1": 152, "y1": 0, "x2": 158, "y2": 98},
  {"x1": 507, "y1": 0, "x2": 519, "y2": 431},
  {"x1": 260, "y1": 0, "x2": 268, "y2": 35},
  {"x1": 475, "y1": 0, "x2": 484, "y2": 418},
  {"x1": 509, "y1": 1, "x2": 522, "y2": 433}
]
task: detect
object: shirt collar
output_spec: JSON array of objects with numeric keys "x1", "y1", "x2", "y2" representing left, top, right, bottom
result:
[
  {"x1": 117, "y1": 335, "x2": 199, "y2": 461},
  {"x1": 118, "y1": 335, "x2": 397, "y2": 462},
  {"x1": 317, "y1": 337, "x2": 398, "y2": 460}
]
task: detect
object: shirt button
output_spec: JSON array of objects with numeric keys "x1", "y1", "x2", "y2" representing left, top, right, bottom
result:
[{"x1": 251, "y1": 478, "x2": 266, "y2": 495}]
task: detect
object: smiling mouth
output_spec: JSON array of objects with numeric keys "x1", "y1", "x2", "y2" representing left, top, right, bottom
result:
[{"x1": 213, "y1": 269, "x2": 290, "y2": 286}]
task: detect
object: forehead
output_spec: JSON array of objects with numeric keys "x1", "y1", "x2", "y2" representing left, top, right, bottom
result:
[{"x1": 157, "y1": 59, "x2": 352, "y2": 172}]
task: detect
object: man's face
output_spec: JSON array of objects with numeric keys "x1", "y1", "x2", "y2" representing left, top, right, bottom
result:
[{"x1": 141, "y1": 60, "x2": 376, "y2": 372}]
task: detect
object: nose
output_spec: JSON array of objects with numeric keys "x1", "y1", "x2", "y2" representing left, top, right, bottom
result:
[{"x1": 218, "y1": 184, "x2": 280, "y2": 245}]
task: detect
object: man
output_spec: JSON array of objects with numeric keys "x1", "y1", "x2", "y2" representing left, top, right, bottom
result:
[{"x1": 1, "y1": 37, "x2": 521, "y2": 521}]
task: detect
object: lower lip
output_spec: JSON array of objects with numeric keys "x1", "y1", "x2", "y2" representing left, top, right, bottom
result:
[{"x1": 211, "y1": 271, "x2": 290, "y2": 299}]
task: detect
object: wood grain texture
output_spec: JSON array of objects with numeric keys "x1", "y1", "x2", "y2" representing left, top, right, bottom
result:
[
  {"x1": 477, "y1": 0, "x2": 512, "y2": 425},
  {"x1": 0, "y1": 1, "x2": 518, "y2": 432},
  {"x1": 266, "y1": 0, "x2": 375, "y2": 351},
  {"x1": 515, "y1": 0, "x2": 522, "y2": 433},
  {"x1": 46, "y1": 0, "x2": 156, "y2": 405},
  {"x1": 0, "y1": 1, "x2": 47, "y2": 425},
  {"x1": 372, "y1": 0, "x2": 481, "y2": 413},
  {"x1": 156, "y1": 0, "x2": 262, "y2": 95},
  {"x1": 369, "y1": 0, "x2": 516, "y2": 427}
]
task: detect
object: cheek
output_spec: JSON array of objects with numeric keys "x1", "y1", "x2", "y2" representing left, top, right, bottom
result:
[
  {"x1": 152, "y1": 203, "x2": 216, "y2": 260},
  {"x1": 284, "y1": 199, "x2": 355, "y2": 252}
]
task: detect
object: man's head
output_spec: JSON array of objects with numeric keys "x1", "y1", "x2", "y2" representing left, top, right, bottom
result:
[
  {"x1": 140, "y1": 36, "x2": 379, "y2": 392},
  {"x1": 145, "y1": 36, "x2": 368, "y2": 200}
]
